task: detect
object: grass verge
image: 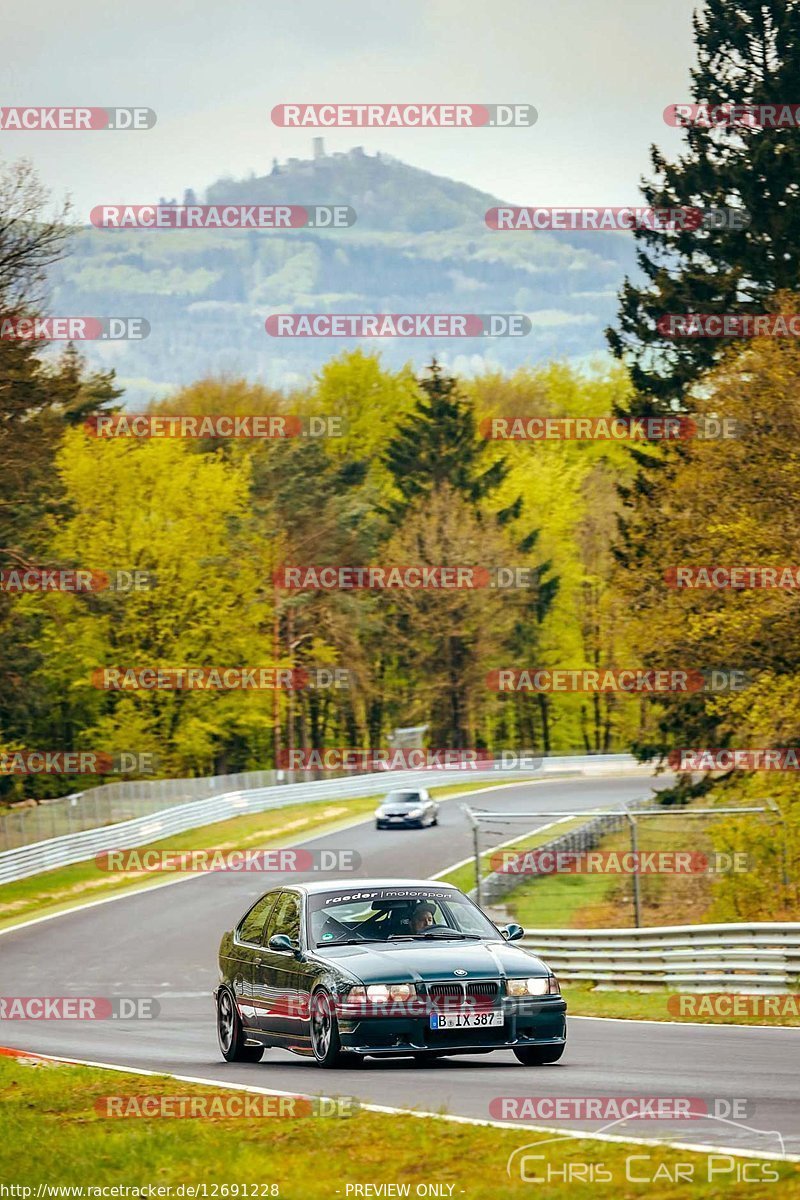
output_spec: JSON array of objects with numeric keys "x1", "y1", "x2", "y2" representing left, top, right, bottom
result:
[
  {"x1": 501, "y1": 807, "x2": 723, "y2": 930},
  {"x1": 1, "y1": 1054, "x2": 796, "y2": 1197},
  {"x1": 562, "y1": 983, "x2": 800, "y2": 1027},
  {"x1": 436, "y1": 816, "x2": 586, "y2": 893}
]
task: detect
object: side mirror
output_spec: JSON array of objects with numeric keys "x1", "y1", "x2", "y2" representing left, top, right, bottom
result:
[
  {"x1": 268, "y1": 933, "x2": 299, "y2": 953},
  {"x1": 501, "y1": 923, "x2": 524, "y2": 942}
]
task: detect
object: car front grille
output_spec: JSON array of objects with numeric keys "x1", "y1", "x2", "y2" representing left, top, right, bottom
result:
[
  {"x1": 427, "y1": 980, "x2": 500, "y2": 1008},
  {"x1": 467, "y1": 981, "x2": 499, "y2": 997},
  {"x1": 429, "y1": 983, "x2": 463, "y2": 1001}
]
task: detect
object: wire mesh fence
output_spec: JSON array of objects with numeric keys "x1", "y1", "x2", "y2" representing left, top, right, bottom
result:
[{"x1": 0, "y1": 770, "x2": 286, "y2": 851}]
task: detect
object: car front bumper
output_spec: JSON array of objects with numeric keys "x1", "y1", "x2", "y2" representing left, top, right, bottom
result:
[
  {"x1": 376, "y1": 815, "x2": 426, "y2": 826},
  {"x1": 336, "y1": 997, "x2": 567, "y2": 1055}
]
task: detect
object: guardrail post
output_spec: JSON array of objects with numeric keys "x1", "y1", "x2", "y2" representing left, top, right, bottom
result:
[
  {"x1": 463, "y1": 806, "x2": 482, "y2": 908},
  {"x1": 626, "y1": 809, "x2": 642, "y2": 928}
]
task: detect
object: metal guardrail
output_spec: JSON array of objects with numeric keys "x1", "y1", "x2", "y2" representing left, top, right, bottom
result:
[
  {"x1": 0, "y1": 768, "x2": 464, "y2": 885},
  {"x1": 0, "y1": 754, "x2": 644, "y2": 885},
  {"x1": 0, "y1": 752, "x2": 643, "y2": 853},
  {"x1": 521, "y1": 924, "x2": 800, "y2": 993},
  {"x1": 0, "y1": 768, "x2": 286, "y2": 851}
]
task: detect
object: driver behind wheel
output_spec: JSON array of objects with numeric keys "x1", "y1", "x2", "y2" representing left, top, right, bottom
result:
[{"x1": 409, "y1": 901, "x2": 436, "y2": 933}]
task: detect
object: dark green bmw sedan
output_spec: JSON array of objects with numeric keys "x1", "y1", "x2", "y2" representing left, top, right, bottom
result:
[{"x1": 215, "y1": 878, "x2": 566, "y2": 1068}]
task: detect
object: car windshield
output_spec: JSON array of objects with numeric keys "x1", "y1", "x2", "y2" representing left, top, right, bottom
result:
[
  {"x1": 384, "y1": 792, "x2": 422, "y2": 806},
  {"x1": 308, "y1": 887, "x2": 498, "y2": 947}
]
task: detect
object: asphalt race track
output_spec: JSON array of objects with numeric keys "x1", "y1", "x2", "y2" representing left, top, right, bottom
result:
[{"x1": 1, "y1": 775, "x2": 798, "y2": 1158}]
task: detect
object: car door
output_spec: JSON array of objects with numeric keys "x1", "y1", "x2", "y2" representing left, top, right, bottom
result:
[
  {"x1": 232, "y1": 890, "x2": 281, "y2": 1030},
  {"x1": 254, "y1": 889, "x2": 304, "y2": 1041}
]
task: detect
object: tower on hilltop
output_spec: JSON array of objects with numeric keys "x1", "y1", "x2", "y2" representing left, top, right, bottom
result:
[{"x1": 312, "y1": 136, "x2": 325, "y2": 159}]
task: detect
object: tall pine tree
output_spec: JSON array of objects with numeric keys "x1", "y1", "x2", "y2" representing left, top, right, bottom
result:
[
  {"x1": 382, "y1": 359, "x2": 508, "y2": 514},
  {"x1": 607, "y1": 0, "x2": 800, "y2": 414}
]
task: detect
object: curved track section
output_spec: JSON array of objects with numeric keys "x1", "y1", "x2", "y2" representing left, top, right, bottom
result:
[{"x1": 1, "y1": 775, "x2": 798, "y2": 1156}]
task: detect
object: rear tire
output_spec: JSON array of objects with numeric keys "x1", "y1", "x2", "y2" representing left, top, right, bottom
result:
[
  {"x1": 217, "y1": 989, "x2": 264, "y2": 1063},
  {"x1": 514, "y1": 1043, "x2": 565, "y2": 1065},
  {"x1": 310, "y1": 988, "x2": 346, "y2": 1068}
]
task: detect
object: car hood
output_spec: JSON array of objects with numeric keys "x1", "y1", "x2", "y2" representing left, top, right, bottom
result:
[{"x1": 314, "y1": 938, "x2": 551, "y2": 985}]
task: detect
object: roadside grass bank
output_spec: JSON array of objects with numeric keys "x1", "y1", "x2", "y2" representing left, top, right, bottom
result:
[
  {"x1": 0, "y1": 1054, "x2": 795, "y2": 1198},
  {"x1": 436, "y1": 816, "x2": 586, "y2": 893},
  {"x1": 561, "y1": 983, "x2": 800, "y2": 1028},
  {"x1": 0, "y1": 779, "x2": 526, "y2": 931},
  {"x1": 501, "y1": 807, "x2": 723, "y2": 930},
  {"x1": 447, "y1": 802, "x2": 800, "y2": 1029}
]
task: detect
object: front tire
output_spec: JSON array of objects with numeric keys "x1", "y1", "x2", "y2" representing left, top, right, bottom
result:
[
  {"x1": 217, "y1": 989, "x2": 264, "y2": 1063},
  {"x1": 514, "y1": 1043, "x2": 565, "y2": 1065},
  {"x1": 310, "y1": 988, "x2": 345, "y2": 1068}
]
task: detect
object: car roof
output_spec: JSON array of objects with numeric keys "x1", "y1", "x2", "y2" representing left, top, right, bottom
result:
[{"x1": 290, "y1": 878, "x2": 460, "y2": 896}]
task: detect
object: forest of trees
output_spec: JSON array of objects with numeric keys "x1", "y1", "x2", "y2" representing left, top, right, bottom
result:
[{"x1": 0, "y1": 317, "x2": 643, "y2": 790}]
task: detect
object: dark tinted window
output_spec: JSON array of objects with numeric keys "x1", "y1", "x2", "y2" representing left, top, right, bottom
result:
[
  {"x1": 238, "y1": 892, "x2": 278, "y2": 944},
  {"x1": 267, "y1": 891, "x2": 302, "y2": 942},
  {"x1": 386, "y1": 791, "x2": 421, "y2": 804}
]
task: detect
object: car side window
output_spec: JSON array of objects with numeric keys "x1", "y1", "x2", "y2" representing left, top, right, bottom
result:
[
  {"x1": 266, "y1": 891, "x2": 302, "y2": 944},
  {"x1": 238, "y1": 892, "x2": 279, "y2": 944}
]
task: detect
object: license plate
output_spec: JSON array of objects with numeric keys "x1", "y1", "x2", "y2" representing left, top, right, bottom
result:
[{"x1": 430, "y1": 1010, "x2": 504, "y2": 1030}]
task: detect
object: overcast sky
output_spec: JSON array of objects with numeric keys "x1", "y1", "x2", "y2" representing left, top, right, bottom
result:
[{"x1": 3, "y1": 0, "x2": 701, "y2": 219}]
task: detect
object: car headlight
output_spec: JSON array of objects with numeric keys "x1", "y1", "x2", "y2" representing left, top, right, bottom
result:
[
  {"x1": 507, "y1": 976, "x2": 557, "y2": 997},
  {"x1": 365, "y1": 983, "x2": 414, "y2": 1002},
  {"x1": 407, "y1": 807, "x2": 424, "y2": 817}
]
